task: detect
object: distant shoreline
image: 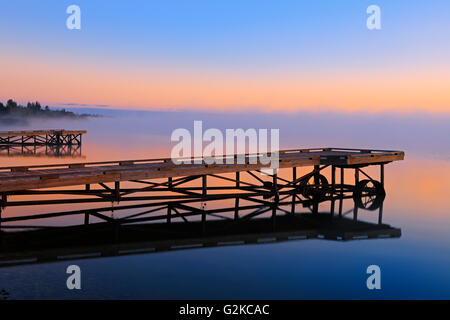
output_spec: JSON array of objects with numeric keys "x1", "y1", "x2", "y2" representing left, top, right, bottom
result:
[{"x1": 0, "y1": 99, "x2": 99, "y2": 120}]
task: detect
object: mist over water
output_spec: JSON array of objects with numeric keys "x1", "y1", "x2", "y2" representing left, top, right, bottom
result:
[
  {"x1": 3, "y1": 107, "x2": 450, "y2": 160},
  {"x1": 1, "y1": 108, "x2": 450, "y2": 299}
]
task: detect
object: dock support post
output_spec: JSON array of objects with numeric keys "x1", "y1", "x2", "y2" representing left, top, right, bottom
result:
[
  {"x1": 0, "y1": 192, "x2": 7, "y2": 230},
  {"x1": 273, "y1": 173, "x2": 279, "y2": 202},
  {"x1": 0, "y1": 206, "x2": 2, "y2": 244},
  {"x1": 202, "y1": 175, "x2": 207, "y2": 234},
  {"x1": 353, "y1": 205, "x2": 358, "y2": 222},
  {"x1": 379, "y1": 165, "x2": 384, "y2": 225},
  {"x1": 202, "y1": 210, "x2": 206, "y2": 233},
  {"x1": 379, "y1": 163, "x2": 385, "y2": 225},
  {"x1": 272, "y1": 203, "x2": 277, "y2": 231},
  {"x1": 291, "y1": 167, "x2": 297, "y2": 215},
  {"x1": 114, "y1": 181, "x2": 120, "y2": 201},
  {"x1": 330, "y1": 165, "x2": 336, "y2": 217},
  {"x1": 312, "y1": 165, "x2": 320, "y2": 214},
  {"x1": 167, "y1": 204, "x2": 171, "y2": 224},
  {"x1": 201, "y1": 208, "x2": 206, "y2": 234},
  {"x1": 0, "y1": 193, "x2": 5, "y2": 244},
  {"x1": 234, "y1": 172, "x2": 240, "y2": 220},
  {"x1": 202, "y1": 175, "x2": 207, "y2": 197},
  {"x1": 272, "y1": 173, "x2": 278, "y2": 230},
  {"x1": 339, "y1": 167, "x2": 344, "y2": 217},
  {"x1": 84, "y1": 212, "x2": 89, "y2": 225},
  {"x1": 85, "y1": 184, "x2": 90, "y2": 191},
  {"x1": 353, "y1": 168, "x2": 359, "y2": 221},
  {"x1": 378, "y1": 201, "x2": 383, "y2": 225},
  {"x1": 168, "y1": 177, "x2": 173, "y2": 190}
]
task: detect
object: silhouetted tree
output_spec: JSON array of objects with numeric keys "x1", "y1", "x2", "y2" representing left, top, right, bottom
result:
[
  {"x1": 26, "y1": 101, "x2": 42, "y2": 113},
  {"x1": 6, "y1": 99, "x2": 17, "y2": 112}
]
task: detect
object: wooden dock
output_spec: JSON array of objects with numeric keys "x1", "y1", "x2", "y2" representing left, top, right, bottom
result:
[
  {"x1": 0, "y1": 148, "x2": 403, "y2": 193},
  {"x1": 0, "y1": 147, "x2": 404, "y2": 246},
  {"x1": 0, "y1": 129, "x2": 86, "y2": 146}
]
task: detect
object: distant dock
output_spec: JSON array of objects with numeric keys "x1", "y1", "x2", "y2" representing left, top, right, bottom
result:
[{"x1": 0, "y1": 129, "x2": 86, "y2": 146}]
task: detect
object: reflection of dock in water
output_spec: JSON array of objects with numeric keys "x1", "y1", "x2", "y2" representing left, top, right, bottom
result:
[
  {"x1": 0, "y1": 212, "x2": 400, "y2": 268},
  {"x1": 0, "y1": 144, "x2": 83, "y2": 158},
  {"x1": 0, "y1": 147, "x2": 404, "y2": 267}
]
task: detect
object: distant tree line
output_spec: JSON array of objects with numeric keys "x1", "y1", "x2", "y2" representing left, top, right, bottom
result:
[{"x1": 0, "y1": 99, "x2": 87, "y2": 118}]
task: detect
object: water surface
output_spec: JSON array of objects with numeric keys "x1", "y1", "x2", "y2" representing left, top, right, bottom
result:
[{"x1": 1, "y1": 109, "x2": 449, "y2": 299}]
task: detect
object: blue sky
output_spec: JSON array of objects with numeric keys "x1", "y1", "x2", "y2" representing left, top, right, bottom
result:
[{"x1": 2, "y1": 0, "x2": 448, "y2": 70}]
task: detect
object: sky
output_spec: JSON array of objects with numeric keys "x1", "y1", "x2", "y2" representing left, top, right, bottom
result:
[{"x1": 1, "y1": 0, "x2": 450, "y2": 112}]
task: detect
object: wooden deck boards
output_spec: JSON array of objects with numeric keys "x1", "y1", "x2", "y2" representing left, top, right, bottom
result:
[{"x1": 0, "y1": 148, "x2": 404, "y2": 192}]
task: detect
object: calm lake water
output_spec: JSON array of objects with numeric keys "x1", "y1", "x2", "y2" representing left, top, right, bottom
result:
[{"x1": 1, "y1": 108, "x2": 450, "y2": 299}]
